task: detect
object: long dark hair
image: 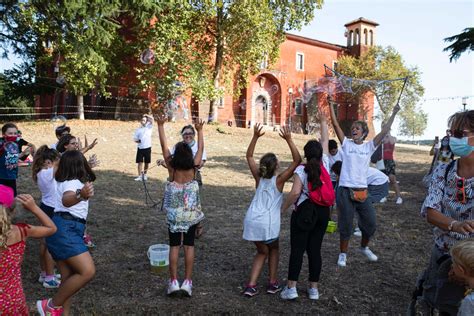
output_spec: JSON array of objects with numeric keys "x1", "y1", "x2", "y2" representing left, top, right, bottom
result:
[
  {"x1": 170, "y1": 142, "x2": 194, "y2": 170},
  {"x1": 304, "y1": 140, "x2": 323, "y2": 190},
  {"x1": 55, "y1": 150, "x2": 96, "y2": 183},
  {"x1": 32, "y1": 145, "x2": 60, "y2": 182},
  {"x1": 56, "y1": 134, "x2": 76, "y2": 153},
  {"x1": 259, "y1": 153, "x2": 278, "y2": 179}
]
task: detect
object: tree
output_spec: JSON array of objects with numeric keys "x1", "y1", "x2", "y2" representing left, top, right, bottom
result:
[
  {"x1": 191, "y1": 0, "x2": 324, "y2": 121},
  {"x1": 337, "y1": 46, "x2": 426, "y2": 134},
  {"x1": 443, "y1": 27, "x2": 474, "y2": 62},
  {"x1": 398, "y1": 103, "x2": 428, "y2": 140}
]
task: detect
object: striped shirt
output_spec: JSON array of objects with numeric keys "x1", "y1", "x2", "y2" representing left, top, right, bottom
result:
[{"x1": 421, "y1": 160, "x2": 474, "y2": 253}]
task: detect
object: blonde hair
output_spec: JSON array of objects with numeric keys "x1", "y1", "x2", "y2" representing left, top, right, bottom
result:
[
  {"x1": 0, "y1": 204, "x2": 13, "y2": 250},
  {"x1": 451, "y1": 238, "x2": 474, "y2": 277}
]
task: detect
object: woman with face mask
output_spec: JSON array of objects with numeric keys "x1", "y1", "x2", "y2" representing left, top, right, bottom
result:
[{"x1": 412, "y1": 110, "x2": 474, "y2": 315}]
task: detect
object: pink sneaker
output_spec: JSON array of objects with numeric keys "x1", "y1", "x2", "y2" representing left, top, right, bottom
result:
[{"x1": 37, "y1": 298, "x2": 63, "y2": 316}]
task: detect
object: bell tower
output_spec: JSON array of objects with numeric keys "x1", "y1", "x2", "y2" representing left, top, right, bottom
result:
[{"x1": 344, "y1": 17, "x2": 379, "y2": 57}]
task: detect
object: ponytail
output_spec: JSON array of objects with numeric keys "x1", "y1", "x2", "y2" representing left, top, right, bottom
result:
[
  {"x1": 32, "y1": 145, "x2": 60, "y2": 182},
  {"x1": 303, "y1": 140, "x2": 323, "y2": 190}
]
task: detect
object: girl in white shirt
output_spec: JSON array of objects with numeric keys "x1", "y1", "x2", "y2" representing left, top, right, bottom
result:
[
  {"x1": 32, "y1": 145, "x2": 61, "y2": 289},
  {"x1": 329, "y1": 98, "x2": 400, "y2": 268},
  {"x1": 37, "y1": 150, "x2": 96, "y2": 316},
  {"x1": 242, "y1": 124, "x2": 301, "y2": 297}
]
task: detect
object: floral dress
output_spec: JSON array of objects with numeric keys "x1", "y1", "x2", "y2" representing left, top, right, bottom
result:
[
  {"x1": 0, "y1": 223, "x2": 29, "y2": 315},
  {"x1": 163, "y1": 180, "x2": 204, "y2": 233}
]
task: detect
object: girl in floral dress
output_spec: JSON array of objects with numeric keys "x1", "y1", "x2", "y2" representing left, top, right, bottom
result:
[
  {"x1": 0, "y1": 185, "x2": 57, "y2": 315},
  {"x1": 157, "y1": 116, "x2": 205, "y2": 297}
]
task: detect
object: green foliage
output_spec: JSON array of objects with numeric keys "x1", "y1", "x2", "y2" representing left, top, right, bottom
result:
[
  {"x1": 398, "y1": 103, "x2": 428, "y2": 139},
  {"x1": 337, "y1": 46, "x2": 426, "y2": 135},
  {"x1": 443, "y1": 27, "x2": 474, "y2": 62},
  {"x1": 0, "y1": 72, "x2": 34, "y2": 119}
]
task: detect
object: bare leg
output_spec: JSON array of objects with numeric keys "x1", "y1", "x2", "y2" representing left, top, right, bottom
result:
[
  {"x1": 144, "y1": 162, "x2": 149, "y2": 175},
  {"x1": 248, "y1": 242, "x2": 269, "y2": 285},
  {"x1": 137, "y1": 162, "x2": 143, "y2": 176},
  {"x1": 309, "y1": 281, "x2": 318, "y2": 289},
  {"x1": 39, "y1": 241, "x2": 46, "y2": 273},
  {"x1": 389, "y1": 174, "x2": 401, "y2": 198},
  {"x1": 168, "y1": 246, "x2": 180, "y2": 280},
  {"x1": 52, "y1": 252, "x2": 95, "y2": 314},
  {"x1": 340, "y1": 239, "x2": 349, "y2": 253},
  {"x1": 54, "y1": 260, "x2": 72, "y2": 315},
  {"x1": 361, "y1": 237, "x2": 370, "y2": 248},
  {"x1": 267, "y1": 240, "x2": 279, "y2": 283},
  {"x1": 183, "y1": 245, "x2": 195, "y2": 280}
]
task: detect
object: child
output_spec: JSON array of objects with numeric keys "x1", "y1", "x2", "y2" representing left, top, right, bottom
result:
[
  {"x1": 51, "y1": 124, "x2": 71, "y2": 150},
  {"x1": 279, "y1": 109, "x2": 331, "y2": 300},
  {"x1": 0, "y1": 186, "x2": 57, "y2": 315},
  {"x1": 242, "y1": 124, "x2": 301, "y2": 297},
  {"x1": 328, "y1": 97, "x2": 400, "y2": 267},
  {"x1": 328, "y1": 139, "x2": 342, "y2": 189},
  {"x1": 32, "y1": 145, "x2": 62, "y2": 288},
  {"x1": 37, "y1": 150, "x2": 96, "y2": 315},
  {"x1": 0, "y1": 122, "x2": 35, "y2": 196},
  {"x1": 157, "y1": 116, "x2": 205, "y2": 297},
  {"x1": 133, "y1": 114, "x2": 154, "y2": 181},
  {"x1": 451, "y1": 239, "x2": 474, "y2": 316}
]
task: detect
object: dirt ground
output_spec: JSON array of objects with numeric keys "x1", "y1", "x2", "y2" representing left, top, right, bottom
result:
[{"x1": 10, "y1": 119, "x2": 436, "y2": 314}]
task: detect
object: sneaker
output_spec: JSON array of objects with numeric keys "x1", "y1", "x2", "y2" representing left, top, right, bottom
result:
[
  {"x1": 396, "y1": 197, "x2": 403, "y2": 205},
  {"x1": 353, "y1": 227, "x2": 362, "y2": 237},
  {"x1": 167, "y1": 279, "x2": 180, "y2": 295},
  {"x1": 266, "y1": 282, "x2": 282, "y2": 294},
  {"x1": 337, "y1": 253, "x2": 347, "y2": 267},
  {"x1": 38, "y1": 273, "x2": 61, "y2": 284},
  {"x1": 359, "y1": 246, "x2": 378, "y2": 262},
  {"x1": 43, "y1": 278, "x2": 61, "y2": 289},
  {"x1": 243, "y1": 285, "x2": 259, "y2": 297},
  {"x1": 379, "y1": 197, "x2": 387, "y2": 203},
  {"x1": 181, "y1": 279, "x2": 192, "y2": 297},
  {"x1": 308, "y1": 287, "x2": 320, "y2": 300},
  {"x1": 83, "y1": 234, "x2": 95, "y2": 248},
  {"x1": 37, "y1": 299, "x2": 63, "y2": 316},
  {"x1": 134, "y1": 176, "x2": 143, "y2": 181},
  {"x1": 280, "y1": 286, "x2": 298, "y2": 300},
  {"x1": 143, "y1": 174, "x2": 148, "y2": 181}
]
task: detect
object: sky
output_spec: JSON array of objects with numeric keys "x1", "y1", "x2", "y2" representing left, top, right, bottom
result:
[
  {"x1": 1, "y1": 0, "x2": 473, "y2": 139},
  {"x1": 294, "y1": 0, "x2": 474, "y2": 139}
]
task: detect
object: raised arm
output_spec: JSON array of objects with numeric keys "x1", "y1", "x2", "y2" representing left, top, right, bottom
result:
[
  {"x1": 156, "y1": 116, "x2": 172, "y2": 164},
  {"x1": 246, "y1": 124, "x2": 265, "y2": 183},
  {"x1": 373, "y1": 104, "x2": 400, "y2": 147},
  {"x1": 193, "y1": 120, "x2": 205, "y2": 167},
  {"x1": 276, "y1": 126, "x2": 302, "y2": 191},
  {"x1": 327, "y1": 97, "x2": 345, "y2": 143},
  {"x1": 318, "y1": 107, "x2": 329, "y2": 155},
  {"x1": 16, "y1": 194, "x2": 56, "y2": 238}
]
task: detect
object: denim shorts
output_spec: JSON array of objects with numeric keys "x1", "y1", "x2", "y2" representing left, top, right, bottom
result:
[{"x1": 46, "y1": 214, "x2": 87, "y2": 261}]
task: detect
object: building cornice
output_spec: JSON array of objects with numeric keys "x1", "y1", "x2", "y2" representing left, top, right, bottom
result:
[{"x1": 285, "y1": 33, "x2": 348, "y2": 52}]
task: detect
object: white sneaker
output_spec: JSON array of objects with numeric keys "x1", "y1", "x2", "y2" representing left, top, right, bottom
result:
[
  {"x1": 142, "y1": 174, "x2": 148, "y2": 181},
  {"x1": 359, "y1": 247, "x2": 378, "y2": 262},
  {"x1": 280, "y1": 286, "x2": 298, "y2": 300},
  {"x1": 180, "y1": 279, "x2": 192, "y2": 297},
  {"x1": 167, "y1": 279, "x2": 180, "y2": 295},
  {"x1": 379, "y1": 197, "x2": 387, "y2": 203},
  {"x1": 337, "y1": 253, "x2": 347, "y2": 267},
  {"x1": 134, "y1": 176, "x2": 143, "y2": 181},
  {"x1": 396, "y1": 197, "x2": 403, "y2": 205},
  {"x1": 308, "y1": 287, "x2": 319, "y2": 300},
  {"x1": 353, "y1": 227, "x2": 362, "y2": 237}
]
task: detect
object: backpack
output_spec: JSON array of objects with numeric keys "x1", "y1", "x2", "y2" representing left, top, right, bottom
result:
[{"x1": 306, "y1": 164, "x2": 335, "y2": 207}]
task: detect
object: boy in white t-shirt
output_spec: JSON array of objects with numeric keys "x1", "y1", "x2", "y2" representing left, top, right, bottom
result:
[
  {"x1": 133, "y1": 114, "x2": 154, "y2": 181},
  {"x1": 328, "y1": 96, "x2": 400, "y2": 268}
]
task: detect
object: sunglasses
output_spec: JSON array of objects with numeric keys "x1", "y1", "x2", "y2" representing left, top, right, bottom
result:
[
  {"x1": 182, "y1": 133, "x2": 194, "y2": 137},
  {"x1": 456, "y1": 177, "x2": 466, "y2": 204},
  {"x1": 446, "y1": 129, "x2": 473, "y2": 138}
]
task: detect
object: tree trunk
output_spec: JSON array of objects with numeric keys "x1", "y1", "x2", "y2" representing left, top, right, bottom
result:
[
  {"x1": 77, "y1": 94, "x2": 85, "y2": 120},
  {"x1": 208, "y1": 1, "x2": 224, "y2": 122}
]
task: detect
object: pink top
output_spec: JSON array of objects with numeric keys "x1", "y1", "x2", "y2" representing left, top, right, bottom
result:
[
  {"x1": 383, "y1": 142, "x2": 395, "y2": 160},
  {"x1": 0, "y1": 223, "x2": 29, "y2": 316}
]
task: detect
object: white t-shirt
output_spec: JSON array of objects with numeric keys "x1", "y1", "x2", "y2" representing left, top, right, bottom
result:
[
  {"x1": 37, "y1": 167, "x2": 57, "y2": 207},
  {"x1": 50, "y1": 143, "x2": 57, "y2": 150},
  {"x1": 134, "y1": 123, "x2": 153, "y2": 149},
  {"x1": 339, "y1": 137, "x2": 375, "y2": 188},
  {"x1": 170, "y1": 142, "x2": 207, "y2": 161},
  {"x1": 458, "y1": 291, "x2": 474, "y2": 316},
  {"x1": 367, "y1": 167, "x2": 389, "y2": 186},
  {"x1": 55, "y1": 180, "x2": 89, "y2": 220},
  {"x1": 328, "y1": 150, "x2": 343, "y2": 182},
  {"x1": 295, "y1": 154, "x2": 330, "y2": 206}
]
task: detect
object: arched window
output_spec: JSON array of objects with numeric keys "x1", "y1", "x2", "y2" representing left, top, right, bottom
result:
[
  {"x1": 348, "y1": 30, "x2": 353, "y2": 46},
  {"x1": 364, "y1": 29, "x2": 368, "y2": 45},
  {"x1": 369, "y1": 30, "x2": 374, "y2": 46},
  {"x1": 355, "y1": 29, "x2": 360, "y2": 45}
]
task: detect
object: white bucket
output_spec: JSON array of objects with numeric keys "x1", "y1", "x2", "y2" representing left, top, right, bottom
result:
[{"x1": 147, "y1": 244, "x2": 169, "y2": 274}]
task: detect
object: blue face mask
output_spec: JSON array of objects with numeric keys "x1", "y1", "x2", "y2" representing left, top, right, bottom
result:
[
  {"x1": 449, "y1": 136, "x2": 474, "y2": 157},
  {"x1": 187, "y1": 140, "x2": 195, "y2": 148}
]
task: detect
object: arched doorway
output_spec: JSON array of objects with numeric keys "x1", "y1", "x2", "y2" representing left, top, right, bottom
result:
[
  {"x1": 254, "y1": 94, "x2": 270, "y2": 125},
  {"x1": 250, "y1": 74, "x2": 281, "y2": 127}
]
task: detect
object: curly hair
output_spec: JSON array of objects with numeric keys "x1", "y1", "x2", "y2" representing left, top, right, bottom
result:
[{"x1": 0, "y1": 204, "x2": 14, "y2": 250}]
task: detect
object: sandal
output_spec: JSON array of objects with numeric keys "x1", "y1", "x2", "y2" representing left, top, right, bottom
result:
[{"x1": 195, "y1": 223, "x2": 204, "y2": 239}]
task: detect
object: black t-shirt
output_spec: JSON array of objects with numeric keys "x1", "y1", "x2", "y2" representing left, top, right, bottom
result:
[{"x1": 17, "y1": 138, "x2": 29, "y2": 161}]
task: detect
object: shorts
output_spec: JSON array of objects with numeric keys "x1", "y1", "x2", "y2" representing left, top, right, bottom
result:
[
  {"x1": 263, "y1": 237, "x2": 279, "y2": 245},
  {"x1": 169, "y1": 224, "x2": 197, "y2": 247},
  {"x1": 40, "y1": 202, "x2": 55, "y2": 218},
  {"x1": 383, "y1": 159, "x2": 396, "y2": 176},
  {"x1": 0, "y1": 178, "x2": 17, "y2": 196},
  {"x1": 46, "y1": 214, "x2": 87, "y2": 261},
  {"x1": 136, "y1": 147, "x2": 151, "y2": 164},
  {"x1": 368, "y1": 182, "x2": 389, "y2": 203}
]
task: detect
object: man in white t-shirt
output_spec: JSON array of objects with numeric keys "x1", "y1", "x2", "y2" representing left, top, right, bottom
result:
[{"x1": 133, "y1": 114, "x2": 154, "y2": 181}]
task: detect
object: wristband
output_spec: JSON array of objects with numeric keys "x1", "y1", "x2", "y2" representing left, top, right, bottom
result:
[{"x1": 75, "y1": 189, "x2": 84, "y2": 202}]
